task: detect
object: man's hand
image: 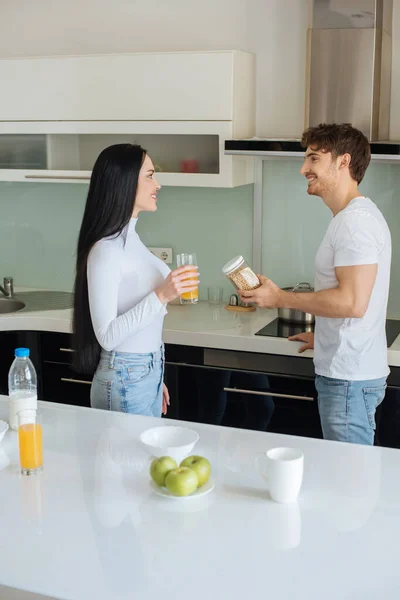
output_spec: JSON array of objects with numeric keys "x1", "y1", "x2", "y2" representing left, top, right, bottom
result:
[
  {"x1": 288, "y1": 332, "x2": 314, "y2": 353},
  {"x1": 238, "y1": 275, "x2": 282, "y2": 308}
]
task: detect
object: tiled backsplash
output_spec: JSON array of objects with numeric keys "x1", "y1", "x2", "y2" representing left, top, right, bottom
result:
[
  {"x1": 0, "y1": 159, "x2": 398, "y2": 317},
  {"x1": 261, "y1": 159, "x2": 400, "y2": 318},
  {"x1": 0, "y1": 182, "x2": 254, "y2": 303},
  {"x1": 0, "y1": 182, "x2": 86, "y2": 293}
]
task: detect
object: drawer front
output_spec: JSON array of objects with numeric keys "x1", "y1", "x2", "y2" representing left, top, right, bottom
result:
[
  {"x1": 42, "y1": 363, "x2": 91, "y2": 407},
  {"x1": 172, "y1": 365, "x2": 322, "y2": 439},
  {"x1": 222, "y1": 372, "x2": 321, "y2": 438},
  {"x1": 203, "y1": 348, "x2": 315, "y2": 378},
  {"x1": 41, "y1": 332, "x2": 74, "y2": 364}
]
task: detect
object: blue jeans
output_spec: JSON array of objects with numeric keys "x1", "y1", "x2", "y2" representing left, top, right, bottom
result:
[
  {"x1": 91, "y1": 346, "x2": 164, "y2": 417},
  {"x1": 315, "y1": 375, "x2": 387, "y2": 446}
]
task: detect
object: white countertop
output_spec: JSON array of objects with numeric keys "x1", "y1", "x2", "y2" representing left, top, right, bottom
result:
[
  {"x1": 1, "y1": 297, "x2": 400, "y2": 367},
  {"x1": 0, "y1": 397, "x2": 399, "y2": 600}
]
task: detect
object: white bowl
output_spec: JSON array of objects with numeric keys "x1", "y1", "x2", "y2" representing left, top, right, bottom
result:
[
  {"x1": 0, "y1": 420, "x2": 9, "y2": 444},
  {"x1": 139, "y1": 425, "x2": 199, "y2": 463}
]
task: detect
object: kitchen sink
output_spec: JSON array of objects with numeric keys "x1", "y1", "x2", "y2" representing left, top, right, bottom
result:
[
  {"x1": 0, "y1": 291, "x2": 72, "y2": 314},
  {"x1": 0, "y1": 298, "x2": 26, "y2": 314}
]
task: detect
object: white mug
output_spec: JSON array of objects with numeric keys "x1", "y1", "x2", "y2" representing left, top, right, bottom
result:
[{"x1": 256, "y1": 447, "x2": 304, "y2": 503}]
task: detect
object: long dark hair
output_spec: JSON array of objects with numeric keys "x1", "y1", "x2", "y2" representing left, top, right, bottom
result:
[{"x1": 73, "y1": 143, "x2": 146, "y2": 374}]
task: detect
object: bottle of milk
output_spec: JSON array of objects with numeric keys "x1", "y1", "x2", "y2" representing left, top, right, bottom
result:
[{"x1": 8, "y1": 348, "x2": 38, "y2": 431}]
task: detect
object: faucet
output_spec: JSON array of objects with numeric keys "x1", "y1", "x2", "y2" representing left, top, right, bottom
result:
[{"x1": 0, "y1": 277, "x2": 14, "y2": 298}]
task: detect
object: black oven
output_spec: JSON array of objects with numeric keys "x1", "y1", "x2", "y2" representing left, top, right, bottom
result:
[{"x1": 164, "y1": 345, "x2": 323, "y2": 439}]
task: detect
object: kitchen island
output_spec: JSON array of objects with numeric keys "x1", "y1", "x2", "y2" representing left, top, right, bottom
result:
[{"x1": 0, "y1": 396, "x2": 399, "y2": 600}]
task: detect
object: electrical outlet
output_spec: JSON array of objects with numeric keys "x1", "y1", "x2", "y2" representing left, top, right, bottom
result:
[{"x1": 148, "y1": 247, "x2": 173, "y2": 264}]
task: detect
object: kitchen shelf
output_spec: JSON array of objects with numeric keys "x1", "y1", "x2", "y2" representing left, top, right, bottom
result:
[{"x1": 0, "y1": 122, "x2": 254, "y2": 187}]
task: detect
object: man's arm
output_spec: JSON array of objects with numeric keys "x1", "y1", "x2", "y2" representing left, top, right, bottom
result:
[
  {"x1": 282, "y1": 264, "x2": 377, "y2": 318},
  {"x1": 238, "y1": 264, "x2": 378, "y2": 318}
]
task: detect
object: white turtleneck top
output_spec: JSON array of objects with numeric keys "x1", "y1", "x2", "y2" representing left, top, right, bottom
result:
[{"x1": 87, "y1": 218, "x2": 170, "y2": 353}]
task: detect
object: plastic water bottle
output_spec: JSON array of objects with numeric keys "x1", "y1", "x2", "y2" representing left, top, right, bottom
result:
[{"x1": 8, "y1": 348, "x2": 38, "y2": 431}]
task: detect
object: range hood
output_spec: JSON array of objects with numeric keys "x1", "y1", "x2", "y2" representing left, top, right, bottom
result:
[{"x1": 226, "y1": 0, "x2": 400, "y2": 158}]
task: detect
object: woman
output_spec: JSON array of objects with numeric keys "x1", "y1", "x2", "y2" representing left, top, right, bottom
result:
[{"x1": 73, "y1": 143, "x2": 199, "y2": 417}]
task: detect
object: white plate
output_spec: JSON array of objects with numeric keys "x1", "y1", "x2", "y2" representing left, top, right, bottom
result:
[{"x1": 151, "y1": 477, "x2": 215, "y2": 499}]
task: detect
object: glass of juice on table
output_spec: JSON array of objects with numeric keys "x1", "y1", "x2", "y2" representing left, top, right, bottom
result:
[
  {"x1": 18, "y1": 409, "x2": 43, "y2": 475},
  {"x1": 176, "y1": 253, "x2": 199, "y2": 304}
]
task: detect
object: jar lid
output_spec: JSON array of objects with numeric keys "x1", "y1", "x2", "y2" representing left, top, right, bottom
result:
[{"x1": 222, "y1": 255, "x2": 244, "y2": 274}]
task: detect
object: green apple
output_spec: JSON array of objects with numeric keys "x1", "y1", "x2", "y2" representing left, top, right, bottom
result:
[
  {"x1": 165, "y1": 467, "x2": 199, "y2": 497},
  {"x1": 150, "y1": 456, "x2": 178, "y2": 487},
  {"x1": 180, "y1": 455, "x2": 211, "y2": 487}
]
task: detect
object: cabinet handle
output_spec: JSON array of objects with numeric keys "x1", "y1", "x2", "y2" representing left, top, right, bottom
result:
[
  {"x1": 223, "y1": 387, "x2": 314, "y2": 402},
  {"x1": 24, "y1": 174, "x2": 91, "y2": 180},
  {"x1": 61, "y1": 377, "x2": 92, "y2": 385},
  {"x1": 59, "y1": 347, "x2": 75, "y2": 353}
]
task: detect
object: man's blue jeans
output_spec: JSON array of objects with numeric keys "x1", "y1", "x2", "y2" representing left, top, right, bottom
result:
[{"x1": 315, "y1": 375, "x2": 387, "y2": 445}]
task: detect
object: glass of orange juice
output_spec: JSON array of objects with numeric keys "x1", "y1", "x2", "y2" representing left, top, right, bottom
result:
[
  {"x1": 176, "y1": 253, "x2": 199, "y2": 304},
  {"x1": 18, "y1": 409, "x2": 43, "y2": 475}
]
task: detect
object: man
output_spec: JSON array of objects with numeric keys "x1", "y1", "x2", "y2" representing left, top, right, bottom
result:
[{"x1": 238, "y1": 123, "x2": 392, "y2": 446}]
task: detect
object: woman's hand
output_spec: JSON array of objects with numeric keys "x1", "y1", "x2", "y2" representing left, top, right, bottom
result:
[
  {"x1": 155, "y1": 266, "x2": 199, "y2": 304},
  {"x1": 288, "y1": 332, "x2": 314, "y2": 353},
  {"x1": 162, "y1": 383, "x2": 170, "y2": 415}
]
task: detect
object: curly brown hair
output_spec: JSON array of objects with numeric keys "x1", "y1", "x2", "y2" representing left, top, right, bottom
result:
[{"x1": 301, "y1": 123, "x2": 371, "y2": 184}]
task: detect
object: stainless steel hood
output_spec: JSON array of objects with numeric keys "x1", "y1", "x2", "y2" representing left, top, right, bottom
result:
[
  {"x1": 306, "y1": 0, "x2": 393, "y2": 141},
  {"x1": 225, "y1": 0, "x2": 400, "y2": 159}
]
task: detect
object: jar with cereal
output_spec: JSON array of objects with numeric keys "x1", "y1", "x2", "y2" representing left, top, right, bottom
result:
[{"x1": 222, "y1": 255, "x2": 261, "y2": 291}]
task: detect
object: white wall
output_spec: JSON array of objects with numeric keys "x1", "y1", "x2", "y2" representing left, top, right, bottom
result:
[
  {"x1": 0, "y1": 0, "x2": 248, "y2": 56},
  {"x1": 0, "y1": 0, "x2": 309, "y2": 138},
  {"x1": 2, "y1": 0, "x2": 400, "y2": 139},
  {"x1": 390, "y1": 0, "x2": 400, "y2": 140}
]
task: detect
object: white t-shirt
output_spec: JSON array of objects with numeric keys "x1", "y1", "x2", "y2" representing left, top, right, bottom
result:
[
  {"x1": 87, "y1": 218, "x2": 171, "y2": 353},
  {"x1": 314, "y1": 197, "x2": 391, "y2": 380}
]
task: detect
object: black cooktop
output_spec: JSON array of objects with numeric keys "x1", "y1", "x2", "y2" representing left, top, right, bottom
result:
[{"x1": 255, "y1": 318, "x2": 400, "y2": 348}]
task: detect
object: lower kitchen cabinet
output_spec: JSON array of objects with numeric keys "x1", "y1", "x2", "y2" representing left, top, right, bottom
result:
[
  {"x1": 0, "y1": 331, "x2": 42, "y2": 397},
  {"x1": 0, "y1": 332, "x2": 20, "y2": 396},
  {"x1": 40, "y1": 332, "x2": 91, "y2": 407},
  {"x1": 376, "y1": 388, "x2": 400, "y2": 449},
  {"x1": 41, "y1": 362, "x2": 92, "y2": 407},
  {"x1": 166, "y1": 356, "x2": 322, "y2": 439},
  {"x1": 0, "y1": 331, "x2": 90, "y2": 406},
  {"x1": 0, "y1": 331, "x2": 399, "y2": 447},
  {"x1": 162, "y1": 344, "x2": 400, "y2": 446}
]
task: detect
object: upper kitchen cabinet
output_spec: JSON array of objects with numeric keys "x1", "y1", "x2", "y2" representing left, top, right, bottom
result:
[{"x1": 0, "y1": 51, "x2": 255, "y2": 187}]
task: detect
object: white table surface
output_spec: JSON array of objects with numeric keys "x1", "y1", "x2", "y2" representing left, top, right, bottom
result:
[{"x1": 0, "y1": 396, "x2": 399, "y2": 600}]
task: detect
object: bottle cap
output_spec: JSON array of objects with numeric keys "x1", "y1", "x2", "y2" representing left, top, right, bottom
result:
[{"x1": 15, "y1": 348, "x2": 30, "y2": 358}]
